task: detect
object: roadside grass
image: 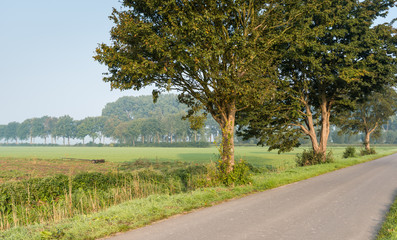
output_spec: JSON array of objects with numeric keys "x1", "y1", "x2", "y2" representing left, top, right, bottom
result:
[
  {"x1": 0, "y1": 146, "x2": 395, "y2": 239},
  {"x1": 377, "y1": 197, "x2": 397, "y2": 240}
]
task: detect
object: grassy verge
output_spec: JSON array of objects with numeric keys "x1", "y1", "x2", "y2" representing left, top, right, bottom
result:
[
  {"x1": 377, "y1": 197, "x2": 397, "y2": 240},
  {"x1": 1, "y1": 147, "x2": 395, "y2": 240}
]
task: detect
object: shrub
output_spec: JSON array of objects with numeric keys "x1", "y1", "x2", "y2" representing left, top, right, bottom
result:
[
  {"x1": 295, "y1": 149, "x2": 334, "y2": 166},
  {"x1": 360, "y1": 148, "x2": 376, "y2": 156},
  {"x1": 217, "y1": 159, "x2": 251, "y2": 186},
  {"x1": 343, "y1": 146, "x2": 356, "y2": 158}
]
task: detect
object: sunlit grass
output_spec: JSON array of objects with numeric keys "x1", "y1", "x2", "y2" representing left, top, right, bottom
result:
[
  {"x1": 0, "y1": 145, "x2": 396, "y2": 239},
  {"x1": 377, "y1": 197, "x2": 397, "y2": 239}
]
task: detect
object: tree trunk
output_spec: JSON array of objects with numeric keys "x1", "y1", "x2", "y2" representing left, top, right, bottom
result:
[
  {"x1": 300, "y1": 95, "x2": 331, "y2": 162},
  {"x1": 318, "y1": 96, "x2": 331, "y2": 160},
  {"x1": 214, "y1": 103, "x2": 236, "y2": 173},
  {"x1": 364, "y1": 131, "x2": 371, "y2": 151}
]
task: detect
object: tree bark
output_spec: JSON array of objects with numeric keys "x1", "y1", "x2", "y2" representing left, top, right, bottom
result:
[
  {"x1": 213, "y1": 102, "x2": 236, "y2": 173},
  {"x1": 364, "y1": 131, "x2": 371, "y2": 151},
  {"x1": 300, "y1": 95, "x2": 331, "y2": 162}
]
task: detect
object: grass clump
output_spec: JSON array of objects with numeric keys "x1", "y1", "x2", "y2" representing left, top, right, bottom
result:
[
  {"x1": 360, "y1": 148, "x2": 376, "y2": 156},
  {"x1": 343, "y1": 146, "x2": 356, "y2": 158},
  {"x1": 295, "y1": 149, "x2": 334, "y2": 166}
]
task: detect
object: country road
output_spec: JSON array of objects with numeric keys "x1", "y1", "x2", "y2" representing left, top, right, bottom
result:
[{"x1": 106, "y1": 154, "x2": 397, "y2": 240}]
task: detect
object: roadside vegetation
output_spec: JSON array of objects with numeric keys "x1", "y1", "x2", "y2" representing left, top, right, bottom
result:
[
  {"x1": 0, "y1": 146, "x2": 395, "y2": 239},
  {"x1": 378, "y1": 196, "x2": 397, "y2": 240}
]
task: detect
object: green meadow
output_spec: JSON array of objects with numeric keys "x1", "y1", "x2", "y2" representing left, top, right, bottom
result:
[
  {"x1": 0, "y1": 145, "x2": 299, "y2": 166},
  {"x1": 0, "y1": 145, "x2": 397, "y2": 239}
]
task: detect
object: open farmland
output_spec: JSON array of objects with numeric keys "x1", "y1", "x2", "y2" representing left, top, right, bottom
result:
[
  {"x1": 0, "y1": 145, "x2": 396, "y2": 238},
  {"x1": 0, "y1": 146, "x2": 396, "y2": 176},
  {"x1": 0, "y1": 146, "x2": 300, "y2": 166}
]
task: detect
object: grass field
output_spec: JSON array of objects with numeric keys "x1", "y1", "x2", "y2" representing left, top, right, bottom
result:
[
  {"x1": 1, "y1": 144, "x2": 385, "y2": 164},
  {"x1": 0, "y1": 146, "x2": 296, "y2": 165},
  {"x1": 0, "y1": 145, "x2": 396, "y2": 239}
]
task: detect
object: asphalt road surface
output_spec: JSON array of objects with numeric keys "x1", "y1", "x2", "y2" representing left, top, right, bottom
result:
[{"x1": 106, "y1": 154, "x2": 397, "y2": 240}]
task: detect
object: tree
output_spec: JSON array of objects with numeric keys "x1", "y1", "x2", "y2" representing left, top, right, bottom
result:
[
  {"x1": 31, "y1": 118, "x2": 45, "y2": 143},
  {"x1": 41, "y1": 116, "x2": 52, "y2": 144},
  {"x1": 56, "y1": 115, "x2": 76, "y2": 145},
  {"x1": 0, "y1": 125, "x2": 5, "y2": 143},
  {"x1": 102, "y1": 94, "x2": 187, "y2": 121},
  {"x1": 336, "y1": 88, "x2": 397, "y2": 151},
  {"x1": 238, "y1": 0, "x2": 397, "y2": 161},
  {"x1": 95, "y1": 0, "x2": 310, "y2": 171},
  {"x1": 5, "y1": 122, "x2": 19, "y2": 144},
  {"x1": 18, "y1": 119, "x2": 31, "y2": 143}
]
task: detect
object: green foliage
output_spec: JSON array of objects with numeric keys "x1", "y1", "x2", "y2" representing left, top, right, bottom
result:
[
  {"x1": 94, "y1": 0, "x2": 314, "y2": 169},
  {"x1": 377, "y1": 196, "x2": 397, "y2": 240},
  {"x1": 102, "y1": 95, "x2": 187, "y2": 122},
  {"x1": 217, "y1": 160, "x2": 251, "y2": 186},
  {"x1": 360, "y1": 148, "x2": 376, "y2": 156},
  {"x1": 237, "y1": 0, "x2": 397, "y2": 157},
  {"x1": 295, "y1": 150, "x2": 334, "y2": 167},
  {"x1": 343, "y1": 146, "x2": 356, "y2": 158}
]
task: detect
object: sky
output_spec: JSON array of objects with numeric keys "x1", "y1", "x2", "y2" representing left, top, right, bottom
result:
[
  {"x1": 0, "y1": 1, "x2": 396, "y2": 125},
  {"x1": 0, "y1": 1, "x2": 153, "y2": 125}
]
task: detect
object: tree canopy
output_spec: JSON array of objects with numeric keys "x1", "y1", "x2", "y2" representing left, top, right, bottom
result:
[
  {"x1": 95, "y1": 0, "x2": 314, "y2": 170},
  {"x1": 336, "y1": 87, "x2": 397, "y2": 151},
  {"x1": 238, "y1": 0, "x2": 397, "y2": 160}
]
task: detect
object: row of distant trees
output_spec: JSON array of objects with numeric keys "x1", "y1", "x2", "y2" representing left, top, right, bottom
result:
[
  {"x1": 0, "y1": 95, "x2": 221, "y2": 145},
  {"x1": 0, "y1": 115, "x2": 212, "y2": 145},
  {"x1": 1, "y1": 94, "x2": 397, "y2": 146}
]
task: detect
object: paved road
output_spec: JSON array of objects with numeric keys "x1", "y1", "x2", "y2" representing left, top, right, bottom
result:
[{"x1": 106, "y1": 154, "x2": 397, "y2": 240}]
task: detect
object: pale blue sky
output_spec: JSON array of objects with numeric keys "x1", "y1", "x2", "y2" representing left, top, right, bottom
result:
[
  {"x1": 0, "y1": 2, "x2": 395, "y2": 125},
  {"x1": 0, "y1": 1, "x2": 153, "y2": 125}
]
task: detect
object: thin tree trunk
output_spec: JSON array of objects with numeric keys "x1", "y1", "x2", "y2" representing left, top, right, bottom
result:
[
  {"x1": 364, "y1": 131, "x2": 371, "y2": 151},
  {"x1": 214, "y1": 102, "x2": 237, "y2": 173},
  {"x1": 364, "y1": 122, "x2": 378, "y2": 151}
]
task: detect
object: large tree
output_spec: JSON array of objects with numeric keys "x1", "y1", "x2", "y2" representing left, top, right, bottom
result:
[
  {"x1": 238, "y1": 0, "x2": 397, "y2": 160},
  {"x1": 336, "y1": 88, "x2": 397, "y2": 151},
  {"x1": 95, "y1": 0, "x2": 311, "y2": 171}
]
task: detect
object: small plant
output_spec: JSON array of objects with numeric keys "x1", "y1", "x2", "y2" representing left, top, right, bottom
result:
[
  {"x1": 295, "y1": 149, "x2": 334, "y2": 166},
  {"x1": 343, "y1": 146, "x2": 356, "y2": 158},
  {"x1": 360, "y1": 148, "x2": 376, "y2": 156},
  {"x1": 217, "y1": 159, "x2": 251, "y2": 186}
]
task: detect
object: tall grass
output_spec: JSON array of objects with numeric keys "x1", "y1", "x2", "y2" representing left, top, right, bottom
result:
[{"x1": 0, "y1": 166, "x2": 215, "y2": 231}]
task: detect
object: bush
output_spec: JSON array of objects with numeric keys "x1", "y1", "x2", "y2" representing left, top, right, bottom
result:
[
  {"x1": 217, "y1": 160, "x2": 251, "y2": 186},
  {"x1": 295, "y1": 149, "x2": 334, "y2": 166},
  {"x1": 360, "y1": 148, "x2": 376, "y2": 156},
  {"x1": 343, "y1": 146, "x2": 356, "y2": 158}
]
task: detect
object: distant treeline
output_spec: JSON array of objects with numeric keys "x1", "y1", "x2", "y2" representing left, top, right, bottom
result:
[
  {"x1": 1, "y1": 94, "x2": 397, "y2": 146},
  {"x1": 0, "y1": 95, "x2": 221, "y2": 146}
]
